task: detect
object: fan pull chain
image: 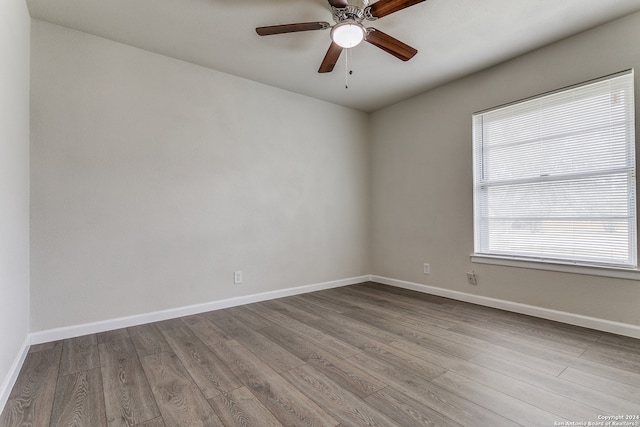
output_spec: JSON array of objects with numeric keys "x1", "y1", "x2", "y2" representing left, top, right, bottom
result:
[
  {"x1": 345, "y1": 48, "x2": 354, "y2": 89},
  {"x1": 345, "y1": 48, "x2": 349, "y2": 89}
]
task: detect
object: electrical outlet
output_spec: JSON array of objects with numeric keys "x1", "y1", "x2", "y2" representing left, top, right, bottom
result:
[
  {"x1": 234, "y1": 271, "x2": 242, "y2": 284},
  {"x1": 423, "y1": 263, "x2": 430, "y2": 275},
  {"x1": 466, "y1": 272, "x2": 477, "y2": 285}
]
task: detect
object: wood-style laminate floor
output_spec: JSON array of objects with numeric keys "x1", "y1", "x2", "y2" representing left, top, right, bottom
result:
[{"x1": 2, "y1": 282, "x2": 640, "y2": 426}]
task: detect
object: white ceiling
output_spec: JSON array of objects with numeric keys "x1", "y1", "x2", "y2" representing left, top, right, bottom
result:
[{"x1": 26, "y1": 0, "x2": 640, "y2": 112}]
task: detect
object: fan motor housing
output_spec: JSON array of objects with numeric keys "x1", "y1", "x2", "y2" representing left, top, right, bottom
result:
[{"x1": 332, "y1": 5, "x2": 365, "y2": 23}]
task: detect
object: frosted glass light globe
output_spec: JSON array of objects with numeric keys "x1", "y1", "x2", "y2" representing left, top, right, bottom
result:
[{"x1": 331, "y1": 21, "x2": 365, "y2": 48}]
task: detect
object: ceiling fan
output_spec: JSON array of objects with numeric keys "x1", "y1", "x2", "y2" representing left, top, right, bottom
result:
[{"x1": 256, "y1": 0, "x2": 426, "y2": 73}]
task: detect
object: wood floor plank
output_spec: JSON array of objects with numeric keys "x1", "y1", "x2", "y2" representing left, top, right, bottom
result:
[
  {"x1": 287, "y1": 294, "x2": 351, "y2": 315},
  {"x1": 180, "y1": 314, "x2": 229, "y2": 346},
  {"x1": 357, "y1": 284, "x2": 607, "y2": 352},
  {"x1": 322, "y1": 287, "x2": 409, "y2": 318},
  {"x1": 99, "y1": 338, "x2": 160, "y2": 426},
  {"x1": 206, "y1": 338, "x2": 338, "y2": 427},
  {"x1": 384, "y1": 331, "x2": 474, "y2": 373},
  {"x1": 137, "y1": 417, "x2": 166, "y2": 427},
  {"x1": 344, "y1": 350, "x2": 516, "y2": 427},
  {"x1": 270, "y1": 297, "x2": 392, "y2": 345},
  {"x1": 567, "y1": 355, "x2": 640, "y2": 389},
  {"x1": 559, "y1": 366, "x2": 640, "y2": 405},
  {"x1": 28, "y1": 340, "x2": 60, "y2": 354},
  {"x1": 364, "y1": 386, "x2": 464, "y2": 427},
  {"x1": 208, "y1": 315, "x2": 305, "y2": 374},
  {"x1": 262, "y1": 298, "x2": 335, "y2": 328},
  {"x1": 441, "y1": 300, "x2": 602, "y2": 343},
  {"x1": 373, "y1": 314, "x2": 570, "y2": 375},
  {"x1": 50, "y1": 368, "x2": 107, "y2": 427},
  {"x1": 597, "y1": 331, "x2": 640, "y2": 352},
  {"x1": 222, "y1": 306, "x2": 275, "y2": 331},
  {"x1": 127, "y1": 324, "x2": 172, "y2": 357},
  {"x1": 153, "y1": 318, "x2": 186, "y2": 332},
  {"x1": 361, "y1": 339, "x2": 448, "y2": 381},
  {"x1": 359, "y1": 282, "x2": 451, "y2": 305},
  {"x1": 140, "y1": 352, "x2": 223, "y2": 427},
  {"x1": 258, "y1": 323, "x2": 385, "y2": 398},
  {"x1": 60, "y1": 334, "x2": 101, "y2": 376},
  {"x1": 281, "y1": 364, "x2": 401, "y2": 427},
  {"x1": 462, "y1": 310, "x2": 599, "y2": 350},
  {"x1": 208, "y1": 387, "x2": 282, "y2": 427},
  {"x1": 330, "y1": 291, "x2": 583, "y2": 374},
  {"x1": 336, "y1": 285, "x2": 459, "y2": 329},
  {"x1": 346, "y1": 306, "x2": 567, "y2": 375},
  {"x1": 580, "y1": 346, "x2": 640, "y2": 373},
  {"x1": 456, "y1": 356, "x2": 602, "y2": 420},
  {"x1": 432, "y1": 371, "x2": 564, "y2": 427},
  {"x1": 9, "y1": 344, "x2": 62, "y2": 402},
  {"x1": 272, "y1": 300, "x2": 455, "y2": 383},
  {"x1": 450, "y1": 318, "x2": 590, "y2": 358},
  {"x1": 584, "y1": 339, "x2": 640, "y2": 365},
  {"x1": 471, "y1": 351, "x2": 640, "y2": 415},
  {"x1": 294, "y1": 292, "x2": 451, "y2": 337},
  {"x1": 203, "y1": 309, "x2": 233, "y2": 324},
  {"x1": 97, "y1": 328, "x2": 130, "y2": 345},
  {"x1": 379, "y1": 307, "x2": 460, "y2": 332},
  {"x1": 351, "y1": 284, "x2": 449, "y2": 309},
  {"x1": 434, "y1": 301, "x2": 600, "y2": 355},
  {"x1": 371, "y1": 285, "x2": 597, "y2": 346},
  {"x1": 245, "y1": 302, "x2": 361, "y2": 359},
  {"x1": 344, "y1": 308, "x2": 482, "y2": 360},
  {"x1": 3, "y1": 282, "x2": 639, "y2": 427},
  {"x1": 294, "y1": 291, "x2": 365, "y2": 313},
  {"x1": 475, "y1": 345, "x2": 567, "y2": 377},
  {"x1": 160, "y1": 326, "x2": 242, "y2": 399},
  {"x1": 282, "y1": 305, "x2": 398, "y2": 350},
  {"x1": 356, "y1": 300, "x2": 472, "y2": 335},
  {"x1": 290, "y1": 294, "x2": 561, "y2": 385},
  {"x1": 448, "y1": 323, "x2": 578, "y2": 365},
  {"x1": 317, "y1": 292, "x2": 387, "y2": 314},
  {"x1": 0, "y1": 345, "x2": 62, "y2": 427}
]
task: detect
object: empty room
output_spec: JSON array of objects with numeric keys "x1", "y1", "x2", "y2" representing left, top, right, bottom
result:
[{"x1": 2, "y1": 0, "x2": 640, "y2": 425}]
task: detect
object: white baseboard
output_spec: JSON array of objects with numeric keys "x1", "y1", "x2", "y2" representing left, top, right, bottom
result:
[
  {"x1": 372, "y1": 275, "x2": 640, "y2": 339},
  {"x1": 30, "y1": 275, "x2": 372, "y2": 345},
  {"x1": 24, "y1": 272, "x2": 640, "y2": 360},
  {"x1": 0, "y1": 334, "x2": 30, "y2": 413}
]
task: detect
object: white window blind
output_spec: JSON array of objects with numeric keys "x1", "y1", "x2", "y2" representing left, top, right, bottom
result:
[{"x1": 473, "y1": 70, "x2": 637, "y2": 269}]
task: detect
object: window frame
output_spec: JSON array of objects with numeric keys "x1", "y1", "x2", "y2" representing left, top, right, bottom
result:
[{"x1": 472, "y1": 70, "x2": 638, "y2": 272}]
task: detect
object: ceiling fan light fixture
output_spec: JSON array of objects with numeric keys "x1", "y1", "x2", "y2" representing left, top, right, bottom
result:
[{"x1": 331, "y1": 21, "x2": 365, "y2": 48}]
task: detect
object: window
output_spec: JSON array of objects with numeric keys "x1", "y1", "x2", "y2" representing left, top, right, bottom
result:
[{"x1": 473, "y1": 70, "x2": 637, "y2": 269}]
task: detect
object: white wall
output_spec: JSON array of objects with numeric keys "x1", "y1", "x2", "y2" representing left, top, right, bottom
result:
[
  {"x1": 27, "y1": 8, "x2": 640, "y2": 337},
  {"x1": 371, "y1": 11, "x2": 640, "y2": 327},
  {"x1": 0, "y1": 0, "x2": 31, "y2": 406},
  {"x1": 30, "y1": 21, "x2": 371, "y2": 331}
]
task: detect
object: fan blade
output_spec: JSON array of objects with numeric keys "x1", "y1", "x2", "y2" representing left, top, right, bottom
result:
[
  {"x1": 318, "y1": 42, "x2": 343, "y2": 73},
  {"x1": 256, "y1": 22, "x2": 330, "y2": 36},
  {"x1": 365, "y1": 28, "x2": 417, "y2": 61},
  {"x1": 328, "y1": 0, "x2": 349, "y2": 7},
  {"x1": 367, "y1": 0, "x2": 426, "y2": 18}
]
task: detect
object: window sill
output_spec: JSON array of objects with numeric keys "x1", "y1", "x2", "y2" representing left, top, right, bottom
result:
[{"x1": 470, "y1": 254, "x2": 640, "y2": 281}]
